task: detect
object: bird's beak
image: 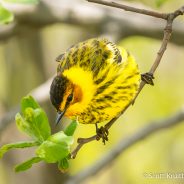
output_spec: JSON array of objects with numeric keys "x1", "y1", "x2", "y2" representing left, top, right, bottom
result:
[{"x1": 55, "y1": 108, "x2": 66, "y2": 125}]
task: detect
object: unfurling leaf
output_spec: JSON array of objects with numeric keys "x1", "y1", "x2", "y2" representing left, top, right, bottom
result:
[
  {"x1": 58, "y1": 158, "x2": 69, "y2": 173},
  {"x1": 15, "y1": 157, "x2": 42, "y2": 172},
  {"x1": 15, "y1": 113, "x2": 32, "y2": 138},
  {"x1": 16, "y1": 96, "x2": 51, "y2": 142},
  {"x1": 36, "y1": 131, "x2": 73, "y2": 163},
  {"x1": 0, "y1": 141, "x2": 39, "y2": 158},
  {"x1": 64, "y1": 120, "x2": 78, "y2": 136},
  {"x1": 48, "y1": 131, "x2": 74, "y2": 145},
  {"x1": 21, "y1": 95, "x2": 40, "y2": 113},
  {"x1": 36, "y1": 141, "x2": 69, "y2": 163},
  {"x1": 0, "y1": 95, "x2": 77, "y2": 172}
]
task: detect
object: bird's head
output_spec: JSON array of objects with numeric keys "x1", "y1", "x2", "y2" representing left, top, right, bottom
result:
[{"x1": 50, "y1": 75, "x2": 82, "y2": 125}]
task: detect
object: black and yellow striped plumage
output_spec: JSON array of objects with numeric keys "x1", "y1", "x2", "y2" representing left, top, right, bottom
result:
[{"x1": 50, "y1": 38, "x2": 140, "y2": 124}]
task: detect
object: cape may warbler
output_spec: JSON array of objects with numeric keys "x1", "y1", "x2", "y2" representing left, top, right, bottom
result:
[{"x1": 50, "y1": 38, "x2": 140, "y2": 132}]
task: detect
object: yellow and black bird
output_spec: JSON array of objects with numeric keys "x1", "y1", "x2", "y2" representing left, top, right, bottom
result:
[{"x1": 50, "y1": 38, "x2": 140, "y2": 140}]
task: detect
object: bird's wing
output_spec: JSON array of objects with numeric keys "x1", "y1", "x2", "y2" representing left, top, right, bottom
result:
[{"x1": 56, "y1": 38, "x2": 125, "y2": 76}]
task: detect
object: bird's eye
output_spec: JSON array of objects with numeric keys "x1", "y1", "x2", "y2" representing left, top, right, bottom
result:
[{"x1": 67, "y1": 94, "x2": 73, "y2": 102}]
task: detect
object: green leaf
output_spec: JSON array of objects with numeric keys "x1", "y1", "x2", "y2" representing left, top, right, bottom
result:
[
  {"x1": 25, "y1": 107, "x2": 51, "y2": 141},
  {"x1": 36, "y1": 132, "x2": 73, "y2": 163},
  {"x1": 58, "y1": 158, "x2": 69, "y2": 173},
  {"x1": 16, "y1": 107, "x2": 51, "y2": 142},
  {"x1": 36, "y1": 141, "x2": 70, "y2": 163},
  {"x1": 15, "y1": 113, "x2": 32, "y2": 138},
  {"x1": 33, "y1": 108, "x2": 51, "y2": 141},
  {"x1": 3, "y1": 0, "x2": 39, "y2": 4},
  {"x1": 64, "y1": 120, "x2": 78, "y2": 136},
  {"x1": 0, "y1": 141, "x2": 39, "y2": 158},
  {"x1": 48, "y1": 131, "x2": 73, "y2": 145},
  {"x1": 21, "y1": 96, "x2": 40, "y2": 114},
  {"x1": 0, "y1": 4, "x2": 14, "y2": 24},
  {"x1": 19, "y1": 96, "x2": 51, "y2": 142},
  {"x1": 14, "y1": 157, "x2": 42, "y2": 172}
]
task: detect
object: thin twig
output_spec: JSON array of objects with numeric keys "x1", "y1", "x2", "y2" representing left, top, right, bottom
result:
[
  {"x1": 88, "y1": 0, "x2": 168, "y2": 19},
  {"x1": 67, "y1": 108, "x2": 184, "y2": 184},
  {"x1": 70, "y1": 136, "x2": 97, "y2": 159},
  {"x1": 132, "y1": 12, "x2": 174, "y2": 99},
  {"x1": 70, "y1": 2, "x2": 184, "y2": 158},
  {"x1": 1, "y1": 1, "x2": 184, "y2": 45}
]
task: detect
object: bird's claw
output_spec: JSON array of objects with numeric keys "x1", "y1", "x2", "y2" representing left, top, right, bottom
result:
[
  {"x1": 95, "y1": 125, "x2": 109, "y2": 145},
  {"x1": 141, "y1": 72, "x2": 154, "y2": 86}
]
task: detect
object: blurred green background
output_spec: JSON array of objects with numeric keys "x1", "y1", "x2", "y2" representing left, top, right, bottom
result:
[{"x1": 0, "y1": 0, "x2": 184, "y2": 184}]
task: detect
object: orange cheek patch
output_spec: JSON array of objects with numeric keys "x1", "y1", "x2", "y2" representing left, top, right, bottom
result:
[
  {"x1": 73, "y1": 85, "x2": 83, "y2": 103},
  {"x1": 59, "y1": 85, "x2": 73, "y2": 111},
  {"x1": 64, "y1": 85, "x2": 83, "y2": 118}
]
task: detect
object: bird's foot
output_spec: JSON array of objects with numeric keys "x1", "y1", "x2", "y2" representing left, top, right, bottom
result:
[
  {"x1": 141, "y1": 72, "x2": 154, "y2": 86},
  {"x1": 95, "y1": 124, "x2": 109, "y2": 145}
]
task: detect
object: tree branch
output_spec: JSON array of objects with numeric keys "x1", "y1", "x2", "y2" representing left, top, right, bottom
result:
[
  {"x1": 1, "y1": 0, "x2": 184, "y2": 162},
  {"x1": 88, "y1": 0, "x2": 168, "y2": 19},
  {"x1": 66, "y1": 107, "x2": 184, "y2": 184},
  {"x1": 70, "y1": 2, "x2": 184, "y2": 159},
  {"x1": 0, "y1": 0, "x2": 184, "y2": 46},
  {"x1": 135, "y1": 6, "x2": 184, "y2": 97}
]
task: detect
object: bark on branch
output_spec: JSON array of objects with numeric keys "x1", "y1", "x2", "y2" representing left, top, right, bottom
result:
[
  {"x1": 0, "y1": 0, "x2": 184, "y2": 45},
  {"x1": 68, "y1": 1, "x2": 184, "y2": 159},
  {"x1": 66, "y1": 108, "x2": 184, "y2": 184}
]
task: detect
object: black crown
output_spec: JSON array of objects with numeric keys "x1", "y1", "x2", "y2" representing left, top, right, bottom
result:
[{"x1": 50, "y1": 75, "x2": 69, "y2": 110}]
